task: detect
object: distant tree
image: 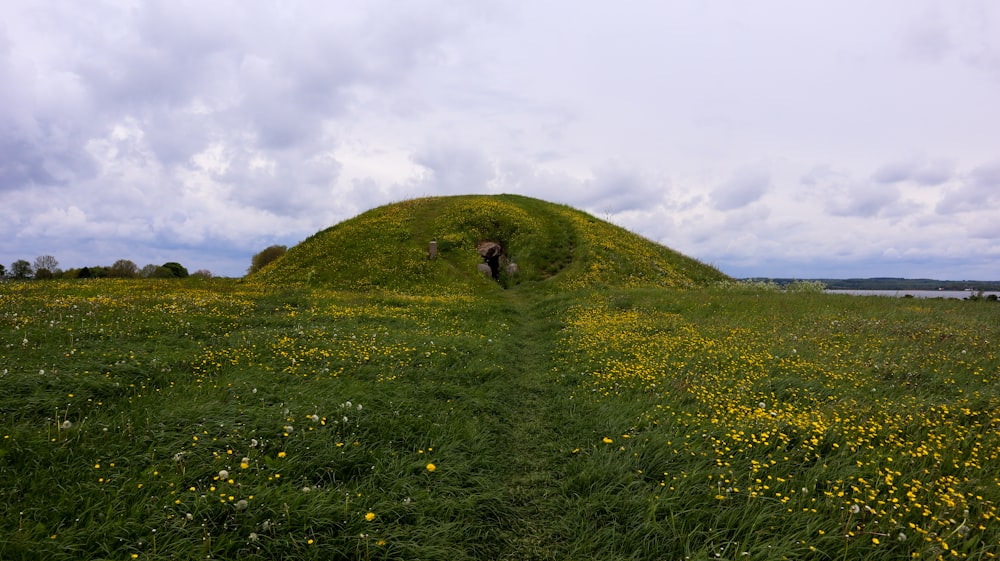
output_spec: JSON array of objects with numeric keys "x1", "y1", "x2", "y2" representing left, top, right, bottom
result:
[
  {"x1": 139, "y1": 264, "x2": 160, "y2": 278},
  {"x1": 78, "y1": 267, "x2": 92, "y2": 279},
  {"x1": 248, "y1": 245, "x2": 287, "y2": 274},
  {"x1": 109, "y1": 259, "x2": 140, "y2": 278},
  {"x1": 149, "y1": 266, "x2": 176, "y2": 279},
  {"x1": 190, "y1": 269, "x2": 213, "y2": 279},
  {"x1": 161, "y1": 262, "x2": 189, "y2": 278},
  {"x1": 10, "y1": 259, "x2": 32, "y2": 279},
  {"x1": 0, "y1": 263, "x2": 6, "y2": 278},
  {"x1": 33, "y1": 255, "x2": 59, "y2": 278}
]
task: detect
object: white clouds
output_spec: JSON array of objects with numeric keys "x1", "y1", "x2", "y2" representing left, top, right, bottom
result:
[
  {"x1": 936, "y1": 160, "x2": 1000, "y2": 215},
  {"x1": 411, "y1": 144, "x2": 495, "y2": 196},
  {"x1": 872, "y1": 158, "x2": 954, "y2": 186},
  {"x1": 0, "y1": 0, "x2": 998, "y2": 278},
  {"x1": 710, "y1": 167, "x2": 771, "y2": 211}
]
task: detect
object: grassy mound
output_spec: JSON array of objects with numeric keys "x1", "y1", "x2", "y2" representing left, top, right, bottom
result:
[{"x1": 251, "y1": 194, "x2": 728, "y2": 292}]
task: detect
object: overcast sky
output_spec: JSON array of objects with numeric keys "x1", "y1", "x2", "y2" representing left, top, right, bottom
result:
[{"x1": 2, "y1": 1, "x2": 998, "y2": 279}]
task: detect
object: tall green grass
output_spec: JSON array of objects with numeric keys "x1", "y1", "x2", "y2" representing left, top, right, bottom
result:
[{"x1": 2, "y1": 278, "x2": 997, "y2": 560}]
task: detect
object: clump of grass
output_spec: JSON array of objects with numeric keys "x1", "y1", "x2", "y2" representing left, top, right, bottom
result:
[{"x1": 785, "y1": 280, "x2": 827, "y2": 293}]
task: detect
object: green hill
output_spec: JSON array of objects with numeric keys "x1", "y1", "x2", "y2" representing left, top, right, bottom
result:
[{"x1": 252, "y1": 194, "x2": 728, "y2": 292}]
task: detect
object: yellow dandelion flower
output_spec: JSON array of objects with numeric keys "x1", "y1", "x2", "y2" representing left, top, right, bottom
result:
[
  {"x1": 426, "y1": 463, "x2": 436, "y2": 472},
  {"x1": 277, "y1": 451, "x2": 286, "y2": 458},
  {"x1": 365, "y1": 512, "x2": 376, "y2": 521},
  {"x1": 603, "y1": 437, "x2": 613, "y2": 444}
]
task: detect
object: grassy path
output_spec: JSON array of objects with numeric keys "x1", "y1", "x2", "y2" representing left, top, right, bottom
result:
[
  {"x1": 489, "y1": 292, "x2": 571, "y2": 559},
  {"x1": 479, "y1": 289, "x2": 608, "y2": 560}
]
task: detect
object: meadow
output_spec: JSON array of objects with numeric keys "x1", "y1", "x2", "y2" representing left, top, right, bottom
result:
[
  {"x1": 1, "y1": 278, "x2": 997, "y2": 560},
  {"x1": 1, "y1": 195, "x2": 998, "y2": 559}
]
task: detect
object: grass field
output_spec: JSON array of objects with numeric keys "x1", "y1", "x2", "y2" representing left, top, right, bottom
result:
[
  {"x1": 2, "y1": 279, "x2": 997, "y2": 560},
  {"x1": 2, "y1": 196, "x2": 998, "y2": 560}
]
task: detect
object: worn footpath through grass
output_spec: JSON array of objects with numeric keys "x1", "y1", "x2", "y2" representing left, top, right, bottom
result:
[
  {"x1": 489, "y1": 290, "x2": 591, "y2": 560},
  {"x1": 487, "y1": 288, "x2": 660, "y2": 560}
]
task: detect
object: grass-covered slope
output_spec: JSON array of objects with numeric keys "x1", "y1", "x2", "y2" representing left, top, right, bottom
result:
[{"x1": 252, "y1": 194, "x2": 728, "y2": 292}]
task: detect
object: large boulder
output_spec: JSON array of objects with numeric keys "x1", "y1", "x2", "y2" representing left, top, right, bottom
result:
[{"x1": 476, "y1": 241, "x2": 503, "y2": 259}]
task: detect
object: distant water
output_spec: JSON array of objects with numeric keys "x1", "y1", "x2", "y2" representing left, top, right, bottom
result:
[{"x1": 826, "y1": 289, "x2": 1000, "y2": 299}]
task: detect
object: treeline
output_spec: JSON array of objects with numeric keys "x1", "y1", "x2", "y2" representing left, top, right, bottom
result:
[
  {"x1": 1, "y1": 256, "x2": 211, "y2": 280},
  {"x1": 3, "y1": 244, "x2": 288, "y2": 281},
  {"x1": 751, "y1": 277, "x2": 1000, "y2": 291}
]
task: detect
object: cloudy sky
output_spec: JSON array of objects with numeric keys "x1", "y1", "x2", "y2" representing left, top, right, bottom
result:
[{"x1": 2, "y1": 1, "x2": 998, "y2": 279}]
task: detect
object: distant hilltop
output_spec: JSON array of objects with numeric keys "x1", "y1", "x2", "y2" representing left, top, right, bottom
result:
[{"x1": 750, "y1": 277, "x2": 1000, "y2": 292}]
